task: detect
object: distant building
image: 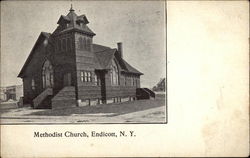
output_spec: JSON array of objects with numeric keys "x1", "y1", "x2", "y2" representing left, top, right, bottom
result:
[
  {"x1": 17, "y1": 6, "x2": 144, "y2": 109},
  {"x1": 0, "y1": 85, "x2": 23, "y2": 102},
  {"x1": 153, "y1": 78, "x2": 165, "y2": 92},
  {"x1": 0, "y1": 87, "x2": 7, "y2": 101}
]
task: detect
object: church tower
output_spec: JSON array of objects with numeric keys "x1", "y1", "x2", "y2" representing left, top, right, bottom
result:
[{"x1": 52, "y1": 5, "x2": 96, "y2": 92}]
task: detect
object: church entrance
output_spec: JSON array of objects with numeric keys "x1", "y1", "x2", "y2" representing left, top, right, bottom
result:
[
  {"x1": 63, "y1": 73, "x2": 72, "y2": 86},
  {"x1": 42, "y1": 60, "x2": 54, "y2": 89}
]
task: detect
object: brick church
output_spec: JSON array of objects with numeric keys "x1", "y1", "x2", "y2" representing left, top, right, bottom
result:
[{"x1": 18, "y1": 6, "x2": 145, "y2": 109}]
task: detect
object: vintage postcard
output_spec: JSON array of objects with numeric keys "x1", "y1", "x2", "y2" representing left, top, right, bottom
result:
[
  {"x1": 0, "y1": 0, "x2": 249, "y2": 157},
  {"x1": 0, "y1": 1, "x2": 166, "y2": 124}
]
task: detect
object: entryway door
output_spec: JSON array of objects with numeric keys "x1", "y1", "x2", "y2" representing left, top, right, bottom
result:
[
  {"x1": 63, "y1": 73, "x2": 72, "y2": 86},
  {"x1": 42, "y1": 60, "x2": 54, "y2": 89}
]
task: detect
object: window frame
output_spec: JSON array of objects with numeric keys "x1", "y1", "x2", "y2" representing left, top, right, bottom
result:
[
  {"x1": 110, "y1": 60, "x2": 119, "y2": 86},
  {"x1": 94, "y1": 73, "x2": 101, "y2": 86},
  {"x1": 31, "y1": 78, "x2": 35, "y2": 90},
  {"x1": 86, "y1": 38, "x2": 91, "y2": 51},
  {"x1": 83, "y1": 37, "x2": 87, "y2": 50},
  {"x1": 78, "y1": 37, "x2": 83, "y2": 50},
  {"x1": 81, "y1": 71, "x2": 93, "y2": 83},
  {"x1": 81, "y1": 71, "x2": 84, "y2": 82},
  {"x1": 87, "y1": 72, "x2": 91, "y2": 82},
  {"x1": 84, "y1": 71, "x2": 88, "y2": 82}
]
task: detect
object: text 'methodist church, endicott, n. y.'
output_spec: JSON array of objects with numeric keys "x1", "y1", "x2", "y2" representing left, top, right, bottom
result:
[{"x1": 17, "y1": 6, "x2": 155, "y2": 109}]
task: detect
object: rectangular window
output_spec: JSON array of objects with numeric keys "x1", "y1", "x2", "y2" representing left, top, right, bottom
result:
[
  {"x1": 50, "y1": 73, "x2": 54, "y2": 87},
  {"x1": 124, "y1": 75, "x2": 126, "y2": 86},
  {"x1": 94, "y1": 74, "x2": 97, "y2": 85},
  {"x1": 84, "y1": 71, "x2": 88, "y2": 82},
  {"x1": 87, "y1": 72, "x2": 91, "y2": 82},
  {"x1": 94, "y1": 73, "x2": 101, "y2": 86},
  {"x1": 131, "y1": 76, "x2": 133, "y2": 86},
  {"x1": 81, "y1": 71, "x2": 84, "y2": 82},
  {"x1": 78, "y1": 37, "x2": 83, "y2": 50},
  {"x1": 81, "y1": 71, "x2": 93, "y2": 82},
  {"x1": 83, "y1": 38, "x2": 87, "y2": 50},
  {"x1": 86, "y1": 39, "x2": 91, "y2": 51},
  {"x1": 97, "y1": 75, "x2": 100, "y2": 85}
]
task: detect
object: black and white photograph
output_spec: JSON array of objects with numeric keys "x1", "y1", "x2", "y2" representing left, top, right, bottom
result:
[
  {"x1": 0, "y1": 1, "x2": 166, "y2": 124},
  {"x1": 1, "y1": 1, "x2": 248, "y2": 157}
]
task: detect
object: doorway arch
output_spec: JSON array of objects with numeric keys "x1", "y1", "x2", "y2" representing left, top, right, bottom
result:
[{"x1": 42, "y1": 60, "x2": 54, "y2": 89}]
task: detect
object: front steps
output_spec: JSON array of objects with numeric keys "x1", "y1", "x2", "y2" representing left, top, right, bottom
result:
[
  {"x1": 51, "y1": 86, "x2": 76, "y2": 109},
  {"x1": 136, "y1": 88, "x2": 155, "y2": 100},
  {"x1": 33, "y1": 88, "x2": 53, "y2": 109}
]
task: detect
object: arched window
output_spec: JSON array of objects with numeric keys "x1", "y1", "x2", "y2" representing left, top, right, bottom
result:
[
  {"x1": 43, "y1": 39, "x2": 48, "y2": 46},
  {"x1": 42, "y1": 60, "x2": 54, "y2": 89},
  {"x1": 31, "y1": 78, "x2": 35, "y2": 90},
  {"x1": 86, "y1": 39, "x2": 91, "y2": 51},
  {"x1": 110, "y1": 60, "x2": 119, "y2": 85},
  {"x1": 78, "y1": 37, "x2": 83, "y2": 50},
  {"x1": 83, "y1": 37, "x2": 87, "y2": 50},
  {"x1": 124, "y1": 75, "x2": 127, "y2": 86},
  {"x1": 67, "y1": 38, "x2": 71, "y2": 51}
]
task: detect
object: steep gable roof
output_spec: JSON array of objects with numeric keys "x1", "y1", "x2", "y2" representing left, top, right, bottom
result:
[
  {"x1": 92, "y1": 44, "x2": 110, "y2": 52},
  {"x1": 95, "y1": 48, "x2": 116, "y2": 69},
  {"x1": 18, "y1": 32, "x2": 51, "y2": 77},
  {"x1": 92, "y1": 43, "x2": 143, "y2": 75},
  {"x1": 121, "y1": 59, "x2": 143, "y2": 75}
]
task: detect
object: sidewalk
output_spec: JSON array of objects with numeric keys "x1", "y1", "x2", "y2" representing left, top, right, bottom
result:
[
  {"x1": 1, "y1": 106, "x2": 166, "y2": 124},
  {"x1": 1, "y1": 96, "x2": 166, "y2": 124},
  {"x1": 93, "y1": 106, "x2": 166, "y2": 123}
]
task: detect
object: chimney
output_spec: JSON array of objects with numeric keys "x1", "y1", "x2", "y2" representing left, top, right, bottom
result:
[{"x1": 117, "y1": 42, "x2": 123, "y2": 58}]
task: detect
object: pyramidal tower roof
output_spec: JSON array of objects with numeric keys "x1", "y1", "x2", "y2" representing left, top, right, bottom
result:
[{"x1": 54, "y1": 5, "x2": 95, "y2": 36}]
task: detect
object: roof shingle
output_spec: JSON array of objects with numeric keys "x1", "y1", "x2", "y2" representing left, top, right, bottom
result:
[
  {"x1": 92, "y1": 43, "x2": 143, "y2": 75},
  {"x1": 55, "y1": 10, "x2": 95, "y2": 36},
  {"x1": 18, "y1": 32, "x2": 51, "y2": 77}
]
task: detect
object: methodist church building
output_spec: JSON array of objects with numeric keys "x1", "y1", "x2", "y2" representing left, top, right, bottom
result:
[{"x1": 18, "y1": 6, "x2": 144, "y2": 109}]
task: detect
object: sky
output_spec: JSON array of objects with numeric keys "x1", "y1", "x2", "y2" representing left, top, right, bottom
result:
[{"x1": 0, "y1": 1, "x2": 166, "y2": 88}]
